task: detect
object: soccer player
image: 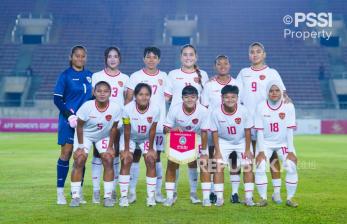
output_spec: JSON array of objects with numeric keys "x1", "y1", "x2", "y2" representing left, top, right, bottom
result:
[
  {"x1": 69, "y1": 81, "x2": 122, "y2": 207},
  {"x1": 118, "y1": 83, "x2": 160, "y2": 207},
  {"x1": 236, "y1": 42, "x2": 291, "y2": 203},
  {"x1": 163, "y1": 86, "x2": 210, "y2": 207},
  {"x1": 164, "y1": 44, "x2": 209, "y2": 202},
  {"x1": 200, "y1": 55, "x2": 244, "y2": 203},
  {"x1": 53, "y1": 45, "x2": 92, "y2": 205},
  {"x1": 91, "y1": 46, "x2": 129, "y2": 204},
  {"x1": 210, "y1": 85, "x2": 255, "y2": 207},
  {"x1": 254, "y1": 80, "x2": 298, "y2": 207},
  {"x1": 124, "y1": 47, "x2": 167, "y2": 204}
]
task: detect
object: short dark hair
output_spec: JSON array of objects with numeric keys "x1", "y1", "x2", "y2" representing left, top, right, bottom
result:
[
  {"x1": 182, "y1": 85, "x2": 198, "y2": 96},
  {"x1": 104, "y1": 46, "x2": 121, "y2": 64},
  {"x1": 221, "y1": 85, "x2": 239, "y2": 96},
  {"x1": 134, "y1": 83, "x2": 152, "y2": 97},
  {"x1": 94, "y1": 81, "x2": 111, "y2": 91},
  {"x1": 144, "y1": 46, "x2": 161, "y2": 59}
]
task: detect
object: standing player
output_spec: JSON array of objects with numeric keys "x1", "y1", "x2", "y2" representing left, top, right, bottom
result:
[
  {"x1": 53, "y1": 45, "x2": 92, "y2": 205},
  {"x1": 254, "y1": 81, "x2": 298, "y2": 207},
  {"x1": 201, "y1": 55, "x2": 244, "y2": 203},
  {"x1": 119, "y1": 83, "x2": 160, "y2": 207},
  {"x1": 210, "y1": 85, "x2": 255, "y2": 207},
  {"x1": 164, "y1": 44, "x2": 209, "y2": 202},
  {"x1": 163, "y1": 86, "x2": 210, "y2": 206},
  {"x1": 236, "y1": 42, "x2": 291, "y2": 203},
  {"x1": 69, "y1": 81, "x2": 122, "y2": 207},
  {"x1": 124, "y1": 47, "x2": 167, "y2": 203},
  {"x1": 91, "y1": 46, "x2": 129, "y2": 204}
]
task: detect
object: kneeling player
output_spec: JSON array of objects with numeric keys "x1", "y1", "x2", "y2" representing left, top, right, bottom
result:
[
  {"x1": 118, "y1": 83, "x2": 160, "y2": 207},
  {"x1": 254, "y1": 80, "x2": 298, "y2": 207},
  {"x1": 70, "y1": 81, "x2": 122, "y2": 207},
  {"x1": 210, "y1": 85, "x2": 255, "y2": 206},
  {"x1": 163, "y1": 86, "x2": 210, "y2": 207}
]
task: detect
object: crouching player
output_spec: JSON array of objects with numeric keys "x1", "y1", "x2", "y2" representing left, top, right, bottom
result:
[
  {"x1": 118, "y1": 83, "x2": 160, "y2": 207},
  {"x1": 254, "y1": 80, "x2": 298, "y2": 207},
  {"x1": 70, "y1": 81, "x2": 122, "y2": 207},
  {"x1": 163, "y1": 86, "x2": 210, "y2": 207},
  {"x1": 210, "y1": 85, "x2": 255, "y2": 206}
]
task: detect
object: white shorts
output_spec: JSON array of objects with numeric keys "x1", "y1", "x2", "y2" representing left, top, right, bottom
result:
[
  {"x1": 73, "y1": 136, "x2": 111, "y2": 154},
  {"x1": 218, "y1": 140, "x2": 251, "y2": 166},
  {"x1": 155, "y1": 133, "x2": 165, "y2": 152},
  {"x1": 251, "y1": 128, "x2": 257, "y2": 141},
  {"x1": 119, "y1": 134, "x2": 157, "y2": 154},
  {"x1": 256, "y1": 145, "x2": 295, "y2": 162}
]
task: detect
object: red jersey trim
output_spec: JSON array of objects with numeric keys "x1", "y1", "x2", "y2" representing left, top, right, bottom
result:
[
  {"x1": 182, "y1": 104, "x2": 196, "y2": 116},
  {"x1": 181, "y1": 68, "x2": 196, "y2": 74},
  {"x1": 136, "y1": 103, "x2": 149, "y2": 114},
  {"x1": 215, "y1": 76, "x2": 232, "y2": 85},
  {"x1": 287, "y1": 126, "x2": 297, "y2": 129},
  {"x1": 250, "y1": 65, "x2": 268, "y2": 71},
  {"x1": 95, "y1": 101, "x2": 109, "y2": 112},
  {"x1": 142, "y1": 68, "x2": 159, "y2": 76},
  {"x1": 266, "y1": 100, "x2": 283, "y2": 111},
  {"x1": 104, "y1": 69, "x2": 120, "y2": 77},
  {"x1": 221, "y1": 104, "x2": 237, "y2": 116}
]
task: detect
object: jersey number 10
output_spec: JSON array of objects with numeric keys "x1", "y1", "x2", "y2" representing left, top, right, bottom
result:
[{"x1": 227, "y1": 126, "x2": 236, "y2": 135}]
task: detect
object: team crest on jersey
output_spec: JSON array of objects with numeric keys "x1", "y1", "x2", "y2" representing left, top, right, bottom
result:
[
  {"x1": 259, "y1": 75, "x2": 266, "y2": 80},
  {"x1": 179, "y1": 136, "x2": 187, "y2": 145},
  {"x1": 192, "y1": 118, "x2": 199, "y2": 124},
  {"x1": 147, "y1": 117, "x2": 153, "y2": 123},
  {"x1": 279, "y1": 112, "x2": 286, "y2": 120},
  {"x1": 186, "y1": 126, "x2": 192, "y2": 130},
  {"x1": 158, "y1": 79, "x2": 163, "y2": 86},
  {"x1": 105, "y1": 114, "x2": 112, "y2": 121},
  {"x1": 235, "y1": 117, "x2": 241, "y2": 124},
  {"x1": 86, "y1": 77, "x2": 92, "y2": 83},
  {"x1": 194, "y1": 77, "x2": 200, "y2": 83},
  {"x1": 118, "y1": 81, "x2": 124, "y2": 87}
]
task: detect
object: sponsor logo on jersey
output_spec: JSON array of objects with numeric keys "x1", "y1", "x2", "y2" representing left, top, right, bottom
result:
[
  {"x1": 192, "y1": 118, "x2": 199, "y2": 124},
  {"x1": 179, "y1": 136, "x2": 187, "y2": 145},
  {"x1": 185, "y1": 126, "x2": 192, "y2": 130},
  {"x1": 118, "y1": 81, "x2": 124, "y2": 87},
  {"x1": 194, "y1": 77, "x2": 200, "y2": 83},
  {"x1": 176, "y1": 77, "x2": 184, "y2": 80},
  {"x1": 264, "y1": 115, "x2": 271, "y2": 117},
  {"x1": 259, "y1": 75, "x2": 266, "y2": 80},
  {"x1": 105, "y1": 114, "x2": 112, "y2": 121},
  {"x1": 158, "y1": 79, "x2": 163, "y2": 86},
  {"x1": 235, "y1": 117, "x2": 241, "y2": 124},
  {"x1": 86, "y1": 77, "x2": 92, "y2": 83},
  {"x1": 89, "y1": 115, "x2": 97, "y2": 118},
  {"x1": 147, "y1": 117, "x2": 153, "y2": 123},
  {"x1": 279, "y1": 112, "x2": 286, "y2": 120},
  {"x1": 218, "y1": 120, "x2": 226, "y2": 123},
  {"x1": 72, "y1": 78, "x2": 80, "y2": 81}
]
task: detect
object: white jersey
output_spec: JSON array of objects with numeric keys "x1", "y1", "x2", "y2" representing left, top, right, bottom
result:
[
  {"x1": 201, "y1": 76, "x2": 243, "y2": 109},
  {"x1": 236, "y1": 66, "x2": 285, "y2": 115},
  {"x1": 254, "y1": 100, "x2": 296, "y2": 148},
  {"x1": 123, "y1": 101, "x2": 160, "y2": 142},
  {"x1": 209, "y1": 104, "x2": 253, "y2": 149},
  {"x1": 126, "y1": 69, "x2": 167, "y2": 132},
  {"x1": 164, "y1": 102, "x2": 209, "y2": 133},
  {"x1": 165, "y1": 68, "x2": 209, "y2": 106},
  {"x1": 76, "y1": 100, "x2": 122, "y2": 142},
  {"x1": 92, "y1": 69, "x2": 129, "y2": 106}
]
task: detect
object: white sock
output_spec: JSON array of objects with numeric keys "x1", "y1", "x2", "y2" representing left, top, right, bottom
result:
[
  {"x1": 255, "y1": 160, "x2": 268, "y2": 200},
  {"x1": 113, "y1": 157, "x2": 120, "y2": 189},
  {"x1": 166, "y1": 182, "x2": 175, "y2": 199},
  {"x1": 188, "y1": 168, "x2": 198, "y2": 194},
  {"x1": 146, "y1": 176, "x2": 157, "y2": 198},
  {"x1": 214, "y1": 183, "x2": 224, "y2": 200},
  {"x1": 272, "y1": 178, "x2": 281, "y2": 194},
  {"x1": 129, "y1": 162, "x2": 140, "y2": 194},
  {"x1": 156, "y1": 162, "x2": 163, "y2": 195},
  {"x1": 119, "y1": 175, "x2": 130, "y2": 198},
  {"x1": 230, "y1": 174, "x2": 241, "y2": 195},
  {"x1": 201, "y1": 182, "x2": 211, "y2": 200},
  {"x1": 104, "y1": 181, "x2": 113, "y2": 199},
  {"x1": 244, "y1": 183, "x2": 254, "y2": 200},
  {"x1": 71, "y1": 182, "x2": 81, "y2": 199},
  {"x1": 57, "y1": 187, "x2": 64, "y2": 194},
  {"x1": 91, "y1": 157, "x2": 102, "y2": 192},
  {"x1": 175, "y1": 168, "x2": 179, "y2": 193},
  {"x1": 285, "y1": 160, "x2": 298, "y2": 200}
]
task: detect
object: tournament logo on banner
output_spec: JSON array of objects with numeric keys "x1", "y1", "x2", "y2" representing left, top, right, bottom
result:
[{"x1": 165, "y1": 131, "x2": 199, "y2": 164}]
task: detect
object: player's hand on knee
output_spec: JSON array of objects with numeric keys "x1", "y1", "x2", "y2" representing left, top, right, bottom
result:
[
  {"x1": 145, "y1": 149, "x2": 157, "y2": 162},
  {"x1": 106, "y1": 146, "x2": 115, "y2": 158},
  {"x1": 172, "y1": 127, "x2": 183, "y2": 132},
  {"x1": 286, "y1": 152, "x2": 297, "y2": 164},
  {"x1": 73, "y1": 148, "x2": 85, "y2": 160},
  {"x1": 121, "y1": 150, "x2": 133, "y2": 164},
  {"x1": 244, "y1": 150, "x2": 254, "y2": 160},
  {"x1": 256, "y1": 152, "x2": 266, "y2": 167}
]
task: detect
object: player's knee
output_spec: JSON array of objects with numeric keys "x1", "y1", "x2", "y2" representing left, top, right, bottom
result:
[
  {"x1": 101, "y1": 153, "x2": 113, "y2": 167},
  {"x1": 285, "y1": 159, "x2": 297, "y2": 174},
  {"x1": 74, "y1": 155, "x2": 86, "y2": 169},
  {"x1": 60, "y1": 149, "x2": 72, "y2": 160},
  {"x1": 145, "y1": 157, "x2": 156, "y2": 168}
]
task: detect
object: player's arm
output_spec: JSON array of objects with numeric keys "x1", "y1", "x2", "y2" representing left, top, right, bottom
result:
[
  {"x1": 212, "y1": 131, "x2": 222, "y2": 159},
  {"x1": 255, "y1": 129, "x2": 266, "y2": 166},
  {"x1": 125, "y1": 88, "x2": 134, "y2": 105},
  {"x1": 74, "y1": 118, "x2": 86, "y2": 159},
  {"x1": 149, "y1": 122, "x2": 157, "y2": 151},
  {"x1": 107, "y1": 121, "x2": 118, "y2": 157},
  {"x1": 244, "y1": 128, "x2": 253, "y2": 160},
  {"x1": 200, "y1": 130, "x2": 208, "y2": 155}
]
